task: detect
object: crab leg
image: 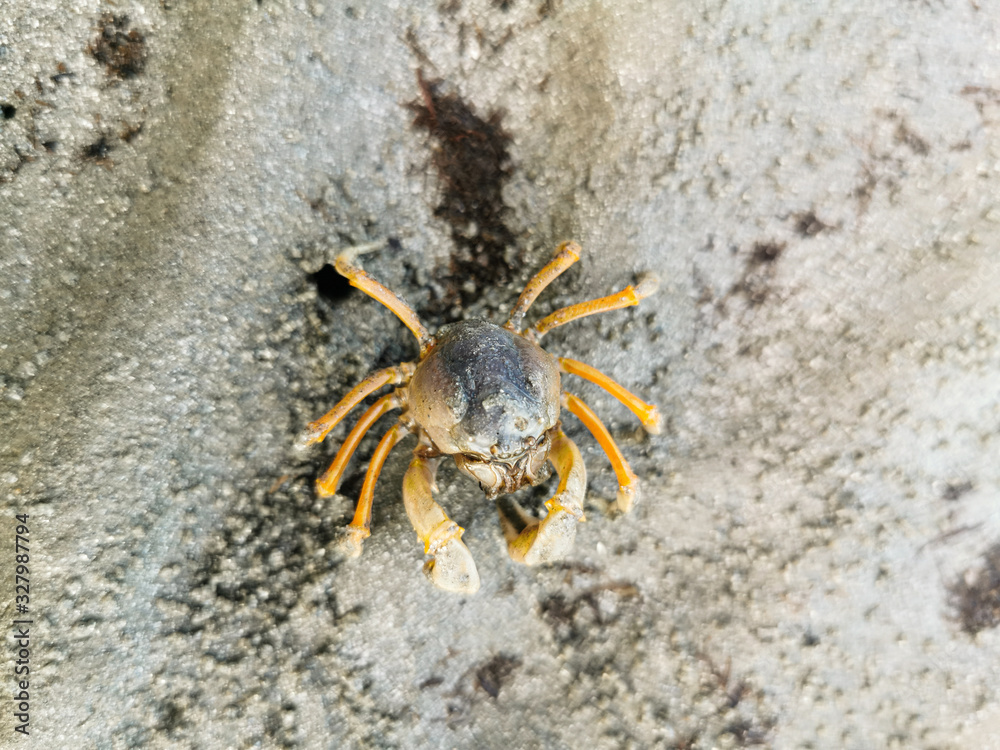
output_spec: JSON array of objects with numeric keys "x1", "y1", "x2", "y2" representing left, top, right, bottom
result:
[
  {"x1": 295, "y1": 363, "x2": 415, "y2": 449},
  {"x1": 315, "y1": 391, "x2": 405, "y2": 497},
  {"x1": 340, "y1": 422, "x2": 412, "y2": 557},
  {"x1": 561, "y1": 391, "x2": 640, "y2": 513},
  {"x1": 502, "y1": 429, "x2": 586, "y2": 566},
  {"x1": 504, "y1": 241, "x2": 581, "y2": 332},
  {"x1": 335, "y1": 242, "x2": 435, "y2": 357},
  {"x1": 402, "y1": 453, "x2": 481, "y2": 594},
  {"x1": 558, "y1": 357, "x2": 661, "y2": 435},
  {"x1": 530, "y1": 273, "x2": 659, "y2": 340}
]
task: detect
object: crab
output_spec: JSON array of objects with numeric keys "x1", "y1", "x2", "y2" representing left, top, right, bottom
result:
[{"x1": 296, "y1": 241, "x2": 660, "y2": 593}]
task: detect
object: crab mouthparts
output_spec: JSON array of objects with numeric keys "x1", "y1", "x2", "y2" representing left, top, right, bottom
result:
[{"x1": 484, "y1": 446, "x2": 555, "y2": 500}]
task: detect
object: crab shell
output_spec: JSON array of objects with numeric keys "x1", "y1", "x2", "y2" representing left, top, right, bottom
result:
[{"x1": 407, "y1": 319, "x2": 561, "y2": 499}]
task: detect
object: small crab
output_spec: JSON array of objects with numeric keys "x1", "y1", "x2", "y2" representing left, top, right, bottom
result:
[{"x1": 296, "y1": 241, "x2": 660, "y2": 593}]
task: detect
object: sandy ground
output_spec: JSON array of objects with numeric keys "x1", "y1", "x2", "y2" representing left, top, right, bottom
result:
[{"x1": 2, "y1": 1, "x2": 1000, "y2": 748}]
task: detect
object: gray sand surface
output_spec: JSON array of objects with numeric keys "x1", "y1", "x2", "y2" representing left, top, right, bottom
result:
[{"x1": 2, "y1": 1, "x2": 999, "y2": 748}]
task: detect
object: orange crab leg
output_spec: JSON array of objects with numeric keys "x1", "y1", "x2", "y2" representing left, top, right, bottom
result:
[
  {"x1": 341, "y1": 421, "x2": 412, "y2": 556},
  {"x1": 335, "y1": 243, "x2": 434, "y2": 357},
  {"x1": 504, "y1": 241, "x2": 581, "y2": 332},
  {"x1": 561, "y1": 391, "x2": 640, "y2": 514},
  {"x1": 295, "y1": 362, "x2": 415, "y2": 449},
  {"x1": 531, "y1": 273, "x2": 659, "y2": 339},
  {"x1": 559, "y1": 357, "x2": 661, "y2": 435},
  {"x1": 315, "y1": 392, "x2": 404, "y2": 497}
]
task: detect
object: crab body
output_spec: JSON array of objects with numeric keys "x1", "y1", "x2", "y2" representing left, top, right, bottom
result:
[
  {"x1": 408, "y1": 319, "x2": 560, "y2": 498},
  {"x1": 297, "y1": 241, "x2": 660, "y2": 593}
]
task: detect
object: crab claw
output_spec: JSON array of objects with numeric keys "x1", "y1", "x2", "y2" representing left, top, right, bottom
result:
[
  {"x1": 500, "y1": 430, "x2": 587, "y2": 566},
  {"x1": 501, "y1": 499, "x2": 581, "y2": 566},
  {"x1": 424, "y1": 535, "x2": 481, "y2": 594}
]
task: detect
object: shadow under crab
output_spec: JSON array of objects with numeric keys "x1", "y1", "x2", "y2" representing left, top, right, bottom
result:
[{"x1": 296, "y1": 241, "x2": 660, "y2": 593}]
